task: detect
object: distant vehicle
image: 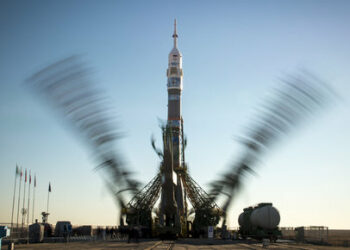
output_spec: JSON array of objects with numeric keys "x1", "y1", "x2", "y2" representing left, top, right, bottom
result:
[
  {"x1": 54, "y1": 221, "x2": 72, "y2": 237},
  {"x1": 238, "y1": 203, "x2": 282, "y2": 242}
]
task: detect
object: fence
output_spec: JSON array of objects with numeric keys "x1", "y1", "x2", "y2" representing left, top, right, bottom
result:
[{"x1": 280, "y1": 226, "x2": 350, "y2": 247}]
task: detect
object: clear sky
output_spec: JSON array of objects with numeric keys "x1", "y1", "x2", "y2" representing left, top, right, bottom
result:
[{"x1": 0, "y1": 0, "x2": 349, "y2": 229}]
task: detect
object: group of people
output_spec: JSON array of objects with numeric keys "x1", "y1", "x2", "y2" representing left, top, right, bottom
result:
[
  {"x1": 96, "y1": 226, "x2": 119, "y2": 240},
  {"x1": 94, "y1": 225, "x2": 145, "y2": 243},
  {"x1": 127, "y1": 226, "x2": 141, "y2": 243}
]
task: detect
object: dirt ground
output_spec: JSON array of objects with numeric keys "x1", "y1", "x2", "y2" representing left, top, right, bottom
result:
[{"x1": 9, "y1": 239, "x2": 350, "y2": 250}]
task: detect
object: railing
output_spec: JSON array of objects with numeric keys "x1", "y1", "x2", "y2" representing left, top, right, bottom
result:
[{"x1": 279, "y1": 226, "x2": 350, "y2": 247}]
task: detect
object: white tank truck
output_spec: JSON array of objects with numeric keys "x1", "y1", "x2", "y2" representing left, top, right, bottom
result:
[{"x1": 238, "y1": 203, "x2": 281, "y2": 242}]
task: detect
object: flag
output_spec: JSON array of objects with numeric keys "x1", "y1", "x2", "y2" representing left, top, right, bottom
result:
[
  {"x1": 25, "y1": 169, "x2": 27, "y2": 183},
  {"x1": 29, "y1": 171, "x2": 31, "y2": 185},
  {"x1": 16, "y1": 165, "x2": 19, "y2": 176},
  {"x1": 48, "y1": 182, "x2": 51, "y2": 192},
  {"x1": 34, "y1": 175, "x2": 36, "y2": 188},
  {"x1": 20, "y1": 168, "x2": 23, "y2": 178}
]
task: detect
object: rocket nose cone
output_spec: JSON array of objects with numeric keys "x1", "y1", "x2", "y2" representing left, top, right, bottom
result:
[{"x1": 169, "y1": 47, "x2": 181, "y2": 56}]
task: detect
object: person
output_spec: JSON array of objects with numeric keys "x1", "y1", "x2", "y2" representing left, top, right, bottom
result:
[
  {"x1": 105, "y1": 227, "x2": 108, "y2": 239},
  {"x1": 110, "y1": 227, "x2": 115, "y2": 239},
  {"x1": 102, "y1": 227, "x2": 106, "y2": 240},
  {"x1": 127, "y1": 227, "x2": 132, "y2": 243},
  {"x1": 134, "y1": 226, "x2": 139, "y2": 243},
  {"x1": 97, "y1": 227, "x2": 101, "y2": 240},
  {"x1": 127, "y1": 226, "x2": 139, "y2": 243},
  {"x1": 67, "y1": 224, "x2": 72, "y2": 242},
  {"x1": 63, "y1": 224, "x2": 68, "y2": 242},
  {"x1": 112, "y1": 227, "x2": 115, "y2": 239}
]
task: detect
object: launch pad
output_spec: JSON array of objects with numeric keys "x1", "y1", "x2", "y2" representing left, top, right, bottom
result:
[{"x1": 24, "y1": 15, "x2": 334, "y2": 243}]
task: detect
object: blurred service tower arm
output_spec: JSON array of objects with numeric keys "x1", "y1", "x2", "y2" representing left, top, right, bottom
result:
[{"x1": 160, "y1": 19, "x2": 185, "y2": 230}]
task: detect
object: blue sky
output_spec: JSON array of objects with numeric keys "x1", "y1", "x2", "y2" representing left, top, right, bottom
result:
[{"x1": 0, "y1": 0, "x2": 349, "y2": 228}]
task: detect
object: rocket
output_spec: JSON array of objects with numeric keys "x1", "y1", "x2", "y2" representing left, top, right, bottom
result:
[{"x1": 160, "y1": 19, "x2": 185, "y2": 229}]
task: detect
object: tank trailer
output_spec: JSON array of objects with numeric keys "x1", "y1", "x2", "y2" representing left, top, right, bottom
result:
[{"x1": 238, "y1": 203, "x2": 281, "y2": 242}]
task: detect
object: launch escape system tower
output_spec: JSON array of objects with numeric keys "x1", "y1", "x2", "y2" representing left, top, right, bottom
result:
[{"x1": 124, "y1": 20, "x2": 222, "y2": 237}]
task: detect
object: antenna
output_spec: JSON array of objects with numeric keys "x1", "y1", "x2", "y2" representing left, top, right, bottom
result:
[{"x1": 172, "y1": 19, "x2": 178, "y2": 48}]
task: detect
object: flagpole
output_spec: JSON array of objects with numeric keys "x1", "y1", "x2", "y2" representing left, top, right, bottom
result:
[
  {"x1": 47, "y1": 190, "x2": 50, "y2": 213},
  {"x1": 32, "y1": 175, "x2": 36, "y2": 223},
  {"x1": 22, "y1": 169, "x2": 27, "y2": 229},
  {"x1": 16, "y1": 168, "x2": 23, "y2": 230},
  {"x1": 27, "y1": 170, "x2": 31, "y2": 225},
  {"x1": 10, "y1": 165, "x2": 19, "y2": 230},
  {"x1": 47, "y1": 182, "x2": 51, "y2": 213}
]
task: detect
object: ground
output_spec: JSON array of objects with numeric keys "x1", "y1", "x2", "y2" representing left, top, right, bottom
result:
[{"x1": 9, "y1": 239, "x2": 350, "y2": 250}]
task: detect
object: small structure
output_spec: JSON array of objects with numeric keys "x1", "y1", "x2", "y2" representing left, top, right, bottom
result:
[
  {"x1": 0, "y1": 226, "x2": 10, "y2": 250},
  {"x1": 29, "y1": 221, "x2": 44, "y2": 243},
  {"x1": 54, "y1": 221, "x2": 72, "y2": 237},
  {"x1": 295, "y1": 226, "x2": 328, "y2": 244}
]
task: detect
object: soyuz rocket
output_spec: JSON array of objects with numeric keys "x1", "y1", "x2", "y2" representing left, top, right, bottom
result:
[{"x1": 160, "y1": 20, "x2": 185, "y2": 229}]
